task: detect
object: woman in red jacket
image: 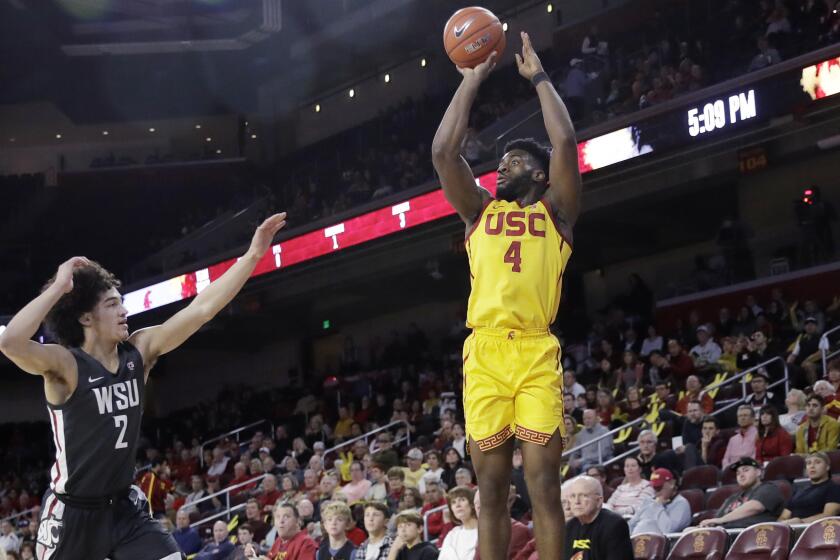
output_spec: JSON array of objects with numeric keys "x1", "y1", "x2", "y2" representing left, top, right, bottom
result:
[{"x1": 755, "y1": 404, "x2": 793, "y2": 463}]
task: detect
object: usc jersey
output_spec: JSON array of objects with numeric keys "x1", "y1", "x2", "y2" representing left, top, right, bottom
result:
[{"x1": 465, "y1": 197, "x2": 572, "y2": 331}]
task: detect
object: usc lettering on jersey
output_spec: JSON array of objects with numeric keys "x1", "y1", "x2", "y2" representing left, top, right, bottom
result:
[{"x1": 465, "y1": 198, "x2": 571, "y2": 330}]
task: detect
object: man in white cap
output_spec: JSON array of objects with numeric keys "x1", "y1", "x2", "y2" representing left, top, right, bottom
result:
[{"x1": 401, "y1": 448, "x2": 428, "y2": 489}]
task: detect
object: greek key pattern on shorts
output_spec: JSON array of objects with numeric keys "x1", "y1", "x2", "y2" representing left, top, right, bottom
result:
[
  {"x1": 477, "y1": 425, "x2": 514, "y2": 451},
  {"x1": 514, "y1": 425, "x2": 552, "y2": 446}
]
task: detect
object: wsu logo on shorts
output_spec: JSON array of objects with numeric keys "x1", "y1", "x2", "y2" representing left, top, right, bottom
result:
[{"x1": 37, "y1": 516, "x2": 63, "y2": 549}]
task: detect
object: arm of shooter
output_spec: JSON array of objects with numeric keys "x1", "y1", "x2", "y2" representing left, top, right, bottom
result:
[
  {"x1": 431, "y1": 53, "x2": 497, "y2": 226},
  {"x1": 0, "y1": 258, "x2": 81, "y2": 377},
  {"x1": 516, "y1": 32, "x2": 582, "y2": 237},
  {"x1": 130, "y1": 213, "x2": 287, "y2": 377}
]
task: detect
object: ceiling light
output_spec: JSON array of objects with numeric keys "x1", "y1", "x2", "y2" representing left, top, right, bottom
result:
[
  {"x1": 420, "y1": 58, "x2": 427, "y2": 68},
  {"x1": 102, "y1": 130, "x2": 109, "y2": 136},
  {"x1": 348, "y1": 88, "x2": 355, "y2": 98},
  {"x1": 55, "y1": 133, "x2": 62, "y2": 139},
  {"x1": 547, "y1": 3, "x2": 553, "y2": 13},
  {"x1": 384, "y1": 73, "x2": 391, "y2": 83},
  {"x1": 502, "y1": 22, "x2": 508, "y2": 32},
  {"x1": 205, "y1": 137, "x2": 212, "y2": 142},
  {"x1": 195, "y1": 124, "x2": 202, "y2": 129},
  {"x1": 251, "y1": 134, "x2": 257, "y2": 139},
  {"x1": 148, "y1": 127, "x2": 156, "y2": 133},
  {"x1": 215, "y1": 149, "x2": 222, "y2": 154}
]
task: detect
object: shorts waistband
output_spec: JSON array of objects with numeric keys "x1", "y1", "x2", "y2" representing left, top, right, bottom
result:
[
  {"x1": 472, "y1": 327, "x2": 550, "y2": 339},
  {"x1": 54, "y1": 488, "x2": 130, "y2": 509}
]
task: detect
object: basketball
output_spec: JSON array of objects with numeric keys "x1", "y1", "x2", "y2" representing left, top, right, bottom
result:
[{"x1": 443, "y1": 6, "x2": 506, "y2": 69}]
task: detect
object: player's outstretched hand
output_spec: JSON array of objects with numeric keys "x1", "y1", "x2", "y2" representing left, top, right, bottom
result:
[
  {"x1": 247, "y1": 212, "x2": 287, "y2": 258},
  {"x1": 458, "y1": 51, "x2": 498, "y2": 84},
  {"x1": 53, "y1": 256, "x2": 92, "y2": 294},
  {"x1": 515, "y1": 31, "x2": 545, "y2": 81}
]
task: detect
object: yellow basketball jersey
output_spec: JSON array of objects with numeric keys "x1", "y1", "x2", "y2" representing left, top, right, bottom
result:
[{"x1": 465, "y1": 198, "x2": 572, "y2": 330}]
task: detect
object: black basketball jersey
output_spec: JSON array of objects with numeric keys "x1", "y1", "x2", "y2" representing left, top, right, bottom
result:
[{"x1": 47, "y1": 342, "x2": 145, "y2": 498}]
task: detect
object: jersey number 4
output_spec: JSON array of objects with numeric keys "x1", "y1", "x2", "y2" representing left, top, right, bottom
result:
[
  {"x1": 114, "y1": 415, "x2": 129, "y2": 449},
  {"x1": 504, "y1": 241, "x2": 522, "y2": 272}
]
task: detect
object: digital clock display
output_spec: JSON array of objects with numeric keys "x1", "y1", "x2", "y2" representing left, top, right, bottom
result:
[{"x1": 687, "y1": 89, "x2": 757, "y2": 137}]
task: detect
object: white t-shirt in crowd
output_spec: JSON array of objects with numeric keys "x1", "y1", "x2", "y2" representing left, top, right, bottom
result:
[{"x1": 438, "y1": 525, "x2": 478, "y2": 560}]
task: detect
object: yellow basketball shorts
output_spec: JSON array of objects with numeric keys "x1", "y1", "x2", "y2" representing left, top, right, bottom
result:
[{"x1": 462, "y1": 327, "x2": 566, "y2": 452}]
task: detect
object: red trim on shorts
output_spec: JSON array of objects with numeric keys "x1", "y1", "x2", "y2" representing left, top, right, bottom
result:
[
  {"x1": 515, "y1": 425, "x2": 555, "y2": 447},
  {"x1": 476, "y1": 425, "x2": 514, "y2": 452}
]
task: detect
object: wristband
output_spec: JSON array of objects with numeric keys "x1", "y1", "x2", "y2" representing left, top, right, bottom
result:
[{"x1": 531, "y1": 71, "x2": 550, "y2": 87}]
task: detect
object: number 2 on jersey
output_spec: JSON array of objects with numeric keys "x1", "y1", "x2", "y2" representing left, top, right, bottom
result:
[
  {"x1": 504, "y1": 241, "x2": 522, "y2": 272},
  {"x1": 114, "y1": 415, "x2": 128, "y2": 449}
]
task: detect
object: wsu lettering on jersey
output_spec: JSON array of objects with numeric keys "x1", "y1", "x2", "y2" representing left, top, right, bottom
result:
[{"x1": 92, "y1": 380, "x2": 140, "y2": 415}]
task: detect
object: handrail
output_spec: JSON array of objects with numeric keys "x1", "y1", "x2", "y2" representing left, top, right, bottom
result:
[
  {"x1": 422, "y1": 504, "x2": 448, "y2": 542},
  {"x1": 1, "y1": 506, "x2": 38, "y2": 524},
  {"x1": 820, "y1": 324, "x2": 840, "y2": 375},
  {"x1": 323, "y1": 420, "x2": 411, "y2": 463},
  {"x1": 710, "y1": 366, "x2": 789, "y2": 419},
  {"x1": 185, "y1": 472, "x2": 270, "y2": 528},
  {"x1": 562, "y1": 417, "x2": 646, "y2": 465},
  {"x1": 200, "y1": 419, "x2": 273, "y2": 467},
  {"x1": 700, "y1": 356, "x2": 789, "y2": 403},
  {"x1": 602, "y1": 444, "x2": 640, "y2": 469},
  {"x1": 190, "y1": 502, "x2": 247, "y2": 529}
]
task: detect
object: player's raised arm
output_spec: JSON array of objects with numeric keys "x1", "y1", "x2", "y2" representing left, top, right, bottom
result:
[
  {"x1": 129, "y1": 213, "x2": 287, "y2": 376},
  {"x1": 0, "y1": 257, "x2": 83, "y2": 377},
  {"x1": 431, "y1": 53, "x2": 498, "y2": 226},
  {"x1": 516, "y1": 31, "x2": 582, "y2": 234}
]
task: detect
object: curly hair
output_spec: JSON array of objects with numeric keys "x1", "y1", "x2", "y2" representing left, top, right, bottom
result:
[
  {"x1": 503, "y1": 138, "x2": 551, "y2": 173},
  {"x1": 42, "y1": 261, "x2": 121, "y2": 347}
]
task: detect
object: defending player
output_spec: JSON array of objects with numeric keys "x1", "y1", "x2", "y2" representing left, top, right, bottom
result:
[
  {"x1": 0, "y1": 213, "x2": 287, "y2": 560},
  {"x1": 431, "y1": 32, "x2": 581, "y2": 560}
]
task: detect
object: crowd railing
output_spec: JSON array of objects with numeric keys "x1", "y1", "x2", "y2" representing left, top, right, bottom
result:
[
  {"x1": 199, "y1": 419, "x2": 274, "y2": 467},
  {"x1": 187, "y1": 473, "x2": 270, "y2": 529},
  {"x1": 323, "y1": 419, "x2": 412, "y2": 465},
  {"x1": 820, "y1": 324, "x2": 840, "y2": 375}
]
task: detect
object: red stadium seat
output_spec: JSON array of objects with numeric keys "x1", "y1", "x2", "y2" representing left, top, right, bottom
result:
[
  {"x1": 829, "y1": 451, "x2": 840, "y2": 474},
  {"x1": 724, "y1": 522, "x2": 791, "y2": 560},
  {"x1": 764, "y1": 455, "x2": 805, "y2": 482},
  {"x1": 721, "y1": 467, "x2": 737, "y2": 486},
  {"x1": 682, "y1": 466, "x2": 720, "y2": 490},
  {"x1": 666, "y1": 527, "x2": 728, "y2": 560},
  {"x1": 789, "y1": 517, "x2": 840, "y2": 560},
  {"x1": 768, "y1": 479, "x2": 792, "y2": 503},
  {"x1": 679, "y1": 489, "x2": 706, "y2": 515},
  {"x1": 633, "y1": 533, "x2": 668, "y2": 560},
  {"x1": 706, "y1": 485, "x2": 740, "y2": 512}
]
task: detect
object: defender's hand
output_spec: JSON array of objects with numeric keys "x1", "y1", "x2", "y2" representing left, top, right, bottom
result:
[
  {"x1": 247, "y1": 213, "x2": 287, "y2": 258},
  {"x1": 458, "y1": 51, "x2": 498, "y2": 84},
  {"x1": 515, "y1": 31, "x2": 545, "y2": 81}
]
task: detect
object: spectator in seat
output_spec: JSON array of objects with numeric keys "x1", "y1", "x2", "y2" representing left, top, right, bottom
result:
[
  {"x1": 454, "y1": 468, "x2": 474, "y2": 489},
  {"x1": 595, "y1": 390, "x2": 618, "y2": 427},
  {"x1": 290, "y1": 437, "x2": 313, "y2": 467},
  {"x1": 450, "y1": 426, "x2": 467, "y2": 461},
  {"x1": 565, "y1": 393, "x2": 583, "y2": 425},
  {"x1": 419, "y1": 480, "x2": 447, "y2": 540},
  {"x1": 357, "y1": 501, "x2": 393, "y2": 560},
  {"x1": 667, "y1": 339, "x2": 696, "y2": 388},
  {"x1": 317, "y1": 501, "x2": 357, "y2": 560},
  {"x1": 617, "y1": 351, "x2": 644, "y2": 393},
  {"x1": 827, "y1": 360, "x2": 840, "y2": 393},
  {"x1": 257, "y1": 474, "x2": 284, "y2": 512},
  {"x1": 334, "y1": 406, "x2": 355, "y2": 440},
  {"x1": 787, "y1": 316, "x2": 823, "y2": 386},
  {"x1": 755, "y1": 405, "x2": 793, "y2": 463},
  {"x1": 256, "y1": 503, "x2": 318, "y2": 560},
  {"x1": 386, "y1": 511, "x2": 439, "y2": 560},
  {"x1": 779, "y1": 389, "x2": 807, "y2": 434},
  {"x1": 690, "y1": 325, "x2": 722, "y2": 373},
  {"x1": 569, "y1": 409, "x2": 613, "y2": 473},
  {"x1": 779, "y1": 451, "x2": 840, "y2": 524},
  {"x1": 183, "y1": 474, "x2": 210, "y2": 515},
  {"x1": 230, "y1": 462, "x2": 257, "y2": 497},
  {"x1": 814, "y1": 380, "x2": 840, "y2": 420},
  {"x1": 195, "y1": 520, "x2": 235, "y2": 560},
  {"x1": 472, "y1": 486, "x2": 531, "y2": 560},
  {"x1": 342, "y1": 461, "x2": 372, "y2": 504},
  {"x1": 675, "y1": 376, "x2": 714, "y2": 415},
  {"x1": 419, "y1": 451, "x2": 444, "y2": 495},
  {"x1": 387, "y1": 467, "x2": 406, "y2": 512},
  {"x1": 372, "y1": 433, "x2": 400, "y2": 473},
  {"x1": 0, "y1": 520, "x2": 20, "y2": 554},
  {"x1": 722, "y1": 405, "x2": 758, "y2": 468},
  {"x1": 604, "y1": 456, "x2": 655, "y2": 516},
  {"x1": 239, "y1": 499, "x2": 270, "y2": 543},
  {"x1": 748, "y1": 36, "x2": 782, "y2": 72},
  {"x1": 640, "y1": 325, "x2": 664, "y2": 358},
  {"x1": 232, "y1": 524, "x2": 256, "y2": 560},
  {"x1": 301, "y1": 469, "x2": 320, "y2": 502},
  {"x1": 172, "y1": 508, "x2": 202, "y2": 555},
  {"x1": 651, "y1": 380, "x2": 677, "y2": 410},
  {"x1": 744, "y1": 371, "x2": 782, "y2": 416},
  {"x1": 700, "y1": 457, "x2": 784, "y2": 528},
  {"x1": 618, "y1": 386, "x2": 646, "y2": 422},
  {"x1": 628, "y1": 468, "x2": 692, "y2": 536},
  {"x1": 698, "y1": 416, "x2": 729, "y2": 469},
  {"x1": 565, "y1": 476, "x2": 634, "y2": 560},
  {"x1": 795, "y1": 394, "x2": 840, "y2": 453},
  {"x1": 207, "y1": 446, "x2": 231, "y2": 477},
  {"x1": 564, "y1": 370, "x2": 586, "y2": 398},
  {"x1": 438, "y1": 486, "x2": 478, "y2": 560},
  {"x1": 563, "y1": 59, "x2": 588, "y2": 121},
  {"x1": 365, "y1": 463, "x2": 388, "y2": 502}
]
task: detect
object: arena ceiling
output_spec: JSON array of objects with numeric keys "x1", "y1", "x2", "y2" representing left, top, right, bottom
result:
[{"x1": 0, "y1": 0, "x2": 528, "y2": 123}]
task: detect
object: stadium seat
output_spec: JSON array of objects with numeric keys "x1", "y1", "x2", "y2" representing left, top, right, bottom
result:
[
  {"x1": 764, "y1": 455, "x2": 805, "y2": 482},
  {"x1": 721, "y1": 467, "x2": 737, "y2": 486},
  {"x1": 633, "y1": 533, "x2": 668, "y2": 560},
  {"x1": 681, "y1": 466, "x2": 720, "y2": 490},
  {"x1": 768, "y1": 479, "x2": 792, "y2": 503},
  {"x1": 679, "y1": 489, "x2": 706, "y2": 515},
  {"x1": 666, "y1": 527, "x2": 728, "y2": 560},
  {"x1": 828, "y1": 451, "x2": 840, "y2": 474},
  {"x1": 706, "y1": 485, "x2": 740, "y2": 512},
  {"x1": 724, "y1": 522, "x2": 791, "y2": 560},
  {"x1": 789, "y1": 517, "x2": 840, "y2": 560}
]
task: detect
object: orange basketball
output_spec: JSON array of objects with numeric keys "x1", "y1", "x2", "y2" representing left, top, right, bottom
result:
[{"x1": 443, "y1": 6, "x2": 506, "y2": 69}]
